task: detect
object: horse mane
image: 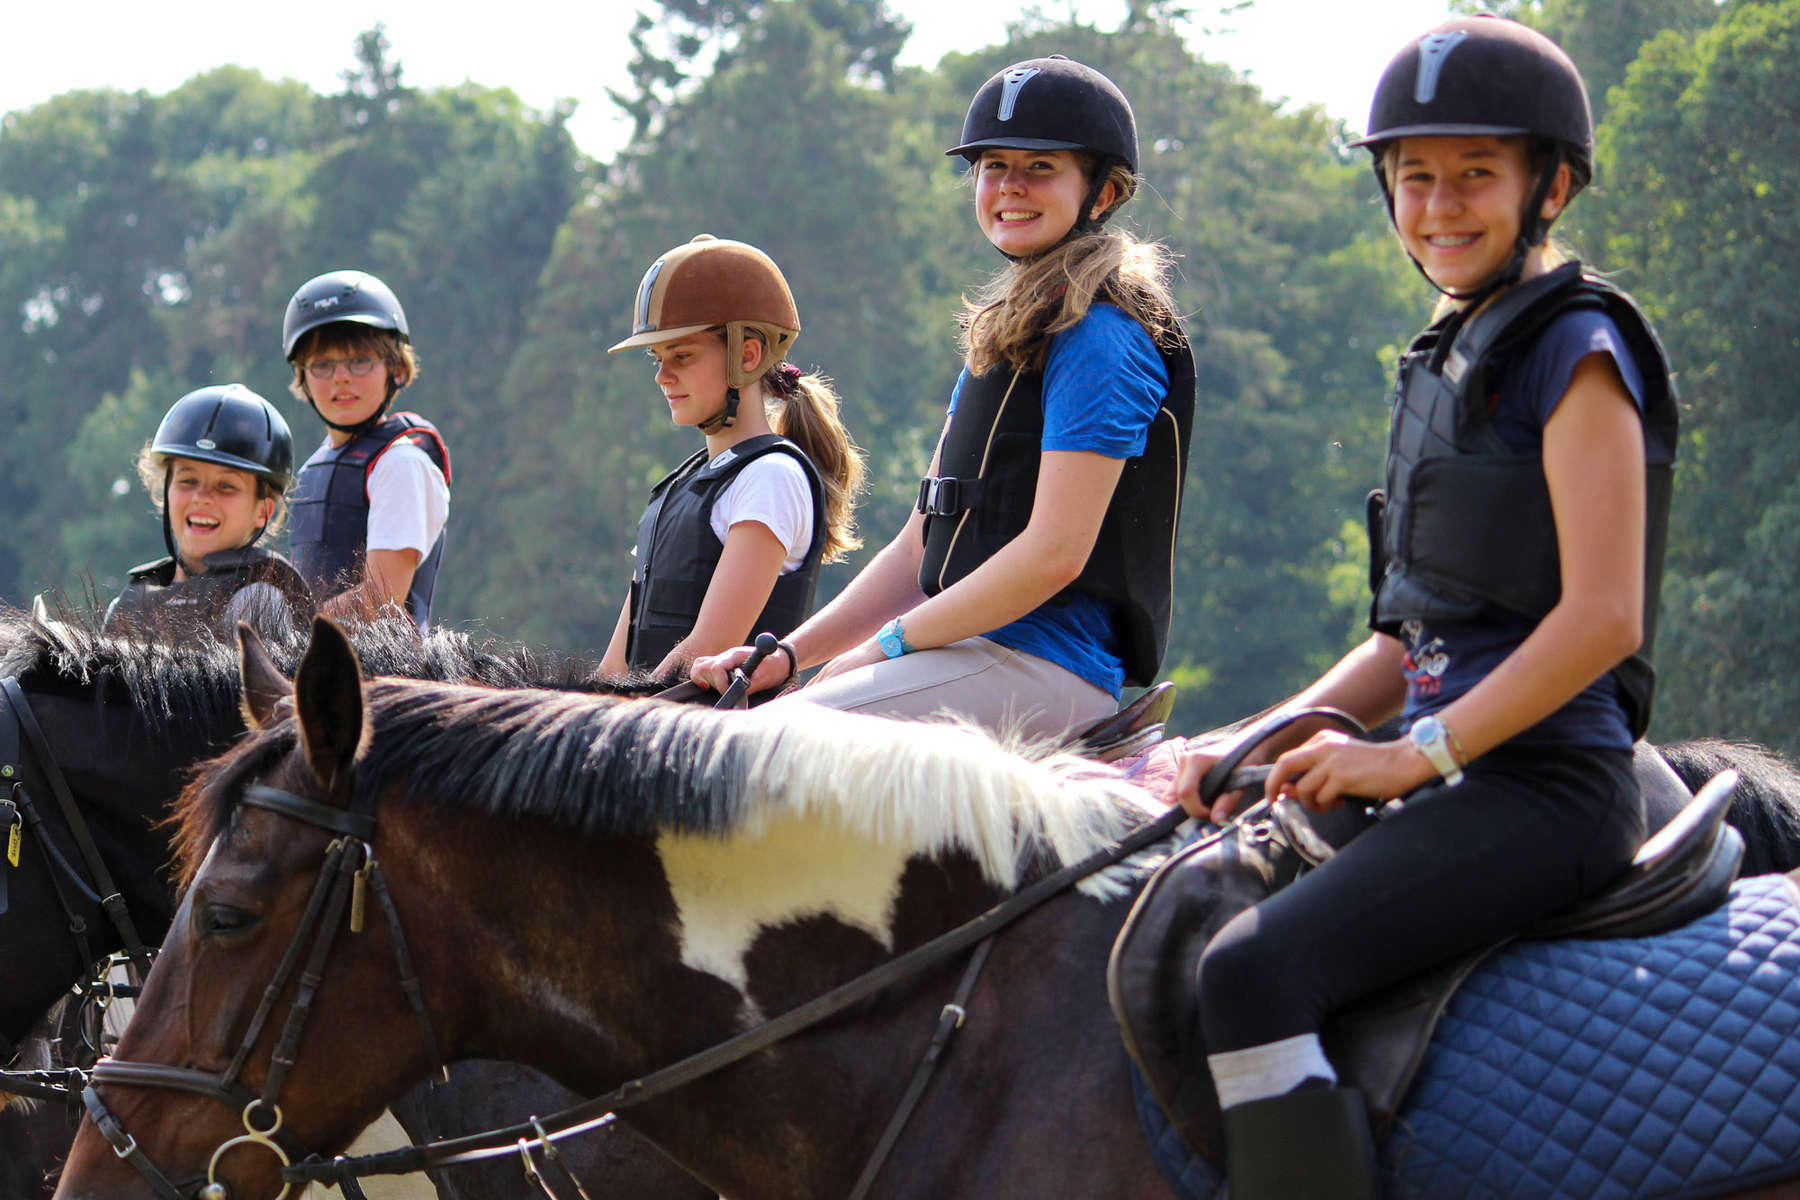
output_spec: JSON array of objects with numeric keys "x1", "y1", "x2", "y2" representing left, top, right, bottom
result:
[
  {"x1": 1659, "y1": 737, "x2": 1800, "y2": 876},
  {"x1": 0, "y1": 604, "x2": 663, "y2": 731},
  {"x1": 176, "y1": 679, "x2": 1157, "y2": 897}
]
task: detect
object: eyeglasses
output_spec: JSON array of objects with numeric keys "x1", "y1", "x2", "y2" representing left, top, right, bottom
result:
[{"x1": 304, "y1": 357, "x2": 381, "y2": 380}]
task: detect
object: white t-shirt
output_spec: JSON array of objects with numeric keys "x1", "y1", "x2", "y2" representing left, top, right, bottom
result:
[
  {"x1": 365, "y1": 441, "x2": 450, "y2": 556},
  {"x1": 707, "y1": 449, "x2": 815, "y2": 573}
]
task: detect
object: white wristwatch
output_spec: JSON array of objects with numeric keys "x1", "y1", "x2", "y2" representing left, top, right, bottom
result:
[{"x1": 1409, "y1": 715, "x2": 1465, "y2": 786}]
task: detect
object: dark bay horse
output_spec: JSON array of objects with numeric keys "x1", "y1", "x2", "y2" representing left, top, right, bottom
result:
[
  {"x1": 0, "y1": 609, "x2": 707, "y2": 1200},
  {"x1": 53, "y1": 619, "x2": 1800, "y2": 1199}
]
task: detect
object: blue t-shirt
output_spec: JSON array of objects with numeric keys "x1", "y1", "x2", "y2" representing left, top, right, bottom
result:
[
  {"x1": 944, "y1": 303, "x2": 1167, "y2": 698},
  {"x1": 1400, "y1": 307, "x2": 1656, "y2": 749}
]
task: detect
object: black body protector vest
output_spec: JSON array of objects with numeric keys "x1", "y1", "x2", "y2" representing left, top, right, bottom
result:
[
  {"x1": 288, "y1": 412, "x2": 450, "y2": 630},
  {"x1": 916, "y1": 326, "x2": 1197, "y2": 688},
  {"x1": 105, "y1": 546, "x2": 312, "y2": 638},
  {"x1": 1368, "y1": 263, "x2": 1678, "y2": 738},
  {"x1": 626, "y1": 434, "x2": 827, "y2": 672}
]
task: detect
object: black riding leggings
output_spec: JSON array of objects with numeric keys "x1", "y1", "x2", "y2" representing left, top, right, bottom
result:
[{"x1": 1197, "y1": 743, "x2": 1643, "y2": 1054}]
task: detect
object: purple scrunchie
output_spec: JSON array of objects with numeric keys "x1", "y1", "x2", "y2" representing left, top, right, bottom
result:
[{"x1": 770, "y1": 362, "x2": 803, "y2": 397}]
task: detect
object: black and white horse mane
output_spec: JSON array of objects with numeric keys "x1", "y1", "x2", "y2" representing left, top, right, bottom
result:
[
  {"x1": 184, "y1": 677, "x2": 1160, "y2": 898},
  {"x1": 0, "y1": 603, "x2": 654, "y2": 729}
]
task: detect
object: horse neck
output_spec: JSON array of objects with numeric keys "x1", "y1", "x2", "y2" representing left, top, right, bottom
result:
[
  {"x1": 389, "y1": 800, "x2": 1148, "y2": 1198},
  {"x1": 0, "y1": 684, "x2": 224, "y2": 1042}
]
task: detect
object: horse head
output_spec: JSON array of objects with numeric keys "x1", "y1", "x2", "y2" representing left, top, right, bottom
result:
[{"x1": 58, "y1": 618, "x2": 469, "y2": 1200}]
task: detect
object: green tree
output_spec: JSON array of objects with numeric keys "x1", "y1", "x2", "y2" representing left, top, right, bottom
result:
[
  {"x1": 1474, "y1": 0, "x2": 1723, "y2": 126},
  {"x1": 1588, "y1": 0, "x2": 1800, "y2": 751},
  {"x1": 472, "y1": 0, "x2": 953, "y2": 646}
]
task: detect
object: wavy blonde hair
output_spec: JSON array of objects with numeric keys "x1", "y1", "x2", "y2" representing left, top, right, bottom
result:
[{"x1": 959, "y1": 163, "x2": 1181, "y2": 375}]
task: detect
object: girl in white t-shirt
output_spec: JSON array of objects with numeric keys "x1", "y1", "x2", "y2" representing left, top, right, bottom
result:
[{"x1": 599, "y1": 236, "x2": 864, "y2": 679}]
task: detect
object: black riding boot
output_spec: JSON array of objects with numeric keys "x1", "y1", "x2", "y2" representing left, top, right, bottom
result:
[{"x1": 1222, "y1": 1086, "x2": 1379, "y2": 1199}]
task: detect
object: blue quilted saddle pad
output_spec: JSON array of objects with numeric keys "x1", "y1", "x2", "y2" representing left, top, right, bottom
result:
[{"x1": 1139, "y1": 873, "x2": 1800, "y2": 1198}]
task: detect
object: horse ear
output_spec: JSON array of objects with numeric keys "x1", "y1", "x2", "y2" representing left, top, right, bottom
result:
[
  {"x1": 236, "y1": 622, "x2": 293, "y2": 731},
  {"x1": 294, "y1": 615, "x2": 370, "y2": 793}
]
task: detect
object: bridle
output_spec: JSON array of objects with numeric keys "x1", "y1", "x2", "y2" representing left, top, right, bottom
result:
[
  {"x1": 0, "y1": 674, "x2": 158, "y2": 1085},
  {"x1": 82, "y1": 775, "x2": 442, "y2": 1200}
]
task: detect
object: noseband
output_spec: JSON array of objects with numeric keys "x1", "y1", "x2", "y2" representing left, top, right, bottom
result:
[{"x1": 82, "y1": 781, "x2": 445, "y2": 1200}]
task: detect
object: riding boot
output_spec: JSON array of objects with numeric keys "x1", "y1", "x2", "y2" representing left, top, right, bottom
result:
[{"x1": 1222, "y1": 1086, "x2": 1379, "y2": 1200}]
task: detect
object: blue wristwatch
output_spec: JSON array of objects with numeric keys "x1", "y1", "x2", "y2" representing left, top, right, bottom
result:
[{"x1": 876, "y1": 618, "x2": 913, "y2": 659}]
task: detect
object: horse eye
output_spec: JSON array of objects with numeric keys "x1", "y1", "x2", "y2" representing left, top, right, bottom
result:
[{"x1": 197, "y1": 903, "x2": 258, "y2": 942}]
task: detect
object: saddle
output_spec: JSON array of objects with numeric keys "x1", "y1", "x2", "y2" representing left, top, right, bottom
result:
[
  {"x1": 1107, "y1": 743, "x2": 1744, "y2": 1167},
  {"x1": 1071, "y1": 682, "x2": 1176, "y2": 763}
]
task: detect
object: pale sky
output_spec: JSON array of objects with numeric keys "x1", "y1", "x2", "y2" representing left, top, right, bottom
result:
[{"x1": 3, "y1": 1, "x2": 1453, "y2": 159}]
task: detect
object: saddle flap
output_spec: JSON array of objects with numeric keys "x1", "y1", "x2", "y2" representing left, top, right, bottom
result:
[
  {"x1": 1108, "y1": 830, "x2": 1251, "y2": 1165},
  {"x1": 1527, "y1": 769, "x2": 1742, "y2": 941}
]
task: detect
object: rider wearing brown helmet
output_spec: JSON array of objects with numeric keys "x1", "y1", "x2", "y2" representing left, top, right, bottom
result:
[
  {"x1": 1164, "y1": 17, "x2": 1676, "y2": 1196},
  {"x1": 601, "y1": 235, "x2": 864, "y2": 679}
]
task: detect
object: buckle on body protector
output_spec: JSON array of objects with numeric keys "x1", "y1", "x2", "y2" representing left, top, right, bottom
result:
[{"x1": 917, "y1": 476, "x2": 980, "y2": 517}]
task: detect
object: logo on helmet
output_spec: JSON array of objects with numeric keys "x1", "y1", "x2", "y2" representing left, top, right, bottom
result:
[
  {"x1": 196, "y1": 438, "x2": 218, "y2": 450},
  {"x1": 1413, "y1": 30, "x2": 1468, "y2": 104},
  {"x1": 633, "y1": 261, "x2": 666, "y2": 334},
  {"x1": 313, "y1": 295, "x2": 340, "y2": 311},
  {"x1": 997, "y1": 67, "x2": 1041, "y2": 122}
]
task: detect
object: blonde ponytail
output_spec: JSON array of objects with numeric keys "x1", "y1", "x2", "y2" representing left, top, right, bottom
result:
[{"x1": 765, "y1": 366, "x2": 866, "y2": 562}]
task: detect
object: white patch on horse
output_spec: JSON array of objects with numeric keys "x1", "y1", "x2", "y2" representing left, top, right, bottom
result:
[
  {"x1": 658, "y1": 811, "x2": 910, "y2": 992},
  {"x1": 716, "y1": 703, "x2": 1155, "y2": 900}
]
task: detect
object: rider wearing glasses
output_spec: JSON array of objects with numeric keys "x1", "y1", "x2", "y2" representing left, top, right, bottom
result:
[
  {"x1": 282, "y1": 269, "x2": 451, "y2": 630},
  {"x1": 105, "y1": 384, "x2": 312, "y2": 638}
]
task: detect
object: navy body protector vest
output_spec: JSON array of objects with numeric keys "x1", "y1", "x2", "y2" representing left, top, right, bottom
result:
[
  {"x1": 916, "y1": 327, "x2": 1196, "y2": 689},
  {"x1": 288, "y1": 412, "x2": 450, "y2": 630},
  {"x1": 105, "y1": 546, "x2": 312, "y2": 636},
  {"x1": 1367, "y1": 263, "x2": 1678, "y2": 738},
  {"x1": 626, "y1": 434, "x2": 826, "y2": 673}
]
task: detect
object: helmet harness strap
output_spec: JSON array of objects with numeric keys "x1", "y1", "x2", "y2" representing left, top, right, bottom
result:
[
  {"x1": 1395, "y1": 142, "x2": 1567, "y2": 309},
  {"x1": 161, "y1": 467, "x2": 272, "y2": 575},
  {"x1": 308, "y1": 375, "x2": 402, "y2": 438},
  {"x1": 993, "y1": 159, "x2": 1119, "y2": 264}
]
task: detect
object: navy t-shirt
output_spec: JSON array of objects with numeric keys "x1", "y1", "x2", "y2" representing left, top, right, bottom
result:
[{"x1": 1400, "y1": 307, "x2": 1659, "y2": 749}]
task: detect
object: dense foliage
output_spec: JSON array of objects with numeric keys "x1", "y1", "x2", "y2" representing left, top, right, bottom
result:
[{"x1": 2, "y1": 0, "x2": 1787, "y2": 747}]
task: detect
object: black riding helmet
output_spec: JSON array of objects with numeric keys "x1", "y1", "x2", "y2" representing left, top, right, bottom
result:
[
  {"x1": 282, "y1": 269, "x2": 411, "y2": 433},
  {"x1": 150, "y1": 384, "x2": 294, "y2": 559},
  {"x1": 947, "y1": 55, "x2": 1138, "y2": 247},
  {"x1": 1351, "y1": 15, "x2": 1594, "y2": 301}
]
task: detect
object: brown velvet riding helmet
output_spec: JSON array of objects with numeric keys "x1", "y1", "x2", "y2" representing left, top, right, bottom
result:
[{"x1": 608, "y1": 235, "x2": 801, "y2": 390}]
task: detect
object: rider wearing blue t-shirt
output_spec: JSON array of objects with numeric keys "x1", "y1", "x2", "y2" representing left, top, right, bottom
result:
[
  {"x1": 692, "y1": 56, "x2": 1195, "y2": 740},
  {"x1": 1165, "y1": 19, "x2": 1675, "y2": 1197}
]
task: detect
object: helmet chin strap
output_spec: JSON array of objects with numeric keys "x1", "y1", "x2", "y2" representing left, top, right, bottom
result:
[
  {"x1": 1405, "y1": 146, "x2": 1566, "y2": 309},
  {"x1": 697, "y1": 386, "x2": 740, "y2": 435},
  {"x1": 993, "y1": 169, "x2": 1117, "y2": 263},
  {"x1": 160, "y1": 471, "x2": 270, "y2": 576},
  {"x1": 307, "y1": 376, "x2": 403, "y2": 436}
]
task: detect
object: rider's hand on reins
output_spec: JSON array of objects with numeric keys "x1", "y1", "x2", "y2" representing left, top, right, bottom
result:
[
  {"x1": 691, "y1": 633, "x2": 796, "y2": 699},
  {"x1": 1270, "y1": 731, "x2": 1436, "y2": 811}
]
